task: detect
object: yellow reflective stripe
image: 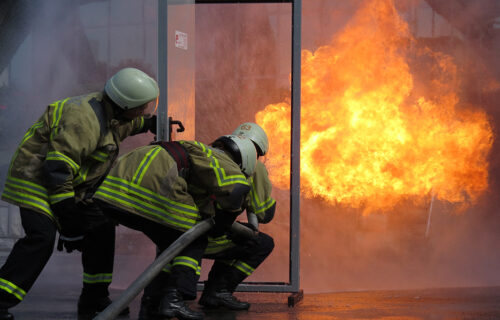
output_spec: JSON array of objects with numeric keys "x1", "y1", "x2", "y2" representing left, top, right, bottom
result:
[
  {"x1": 132, "y1": 146, "x2": 162, "y2": 185},
  {"x1": 0, "y1": 278, "x2": 26, "y2": 301},
  {"x1": 205, "y1": 235, "x2": 235, "y2": 254},
  {"x1": 83, "y1": 273, "x2": 112, "y2": 284},
  {"x1": 50, "y1": 98, "x2": 70, "y2": 140},
  {"x1": 95, "y1": 187, "x2": 197, "y2": 230},
  {"x1": 21, "y1": 121, "x2": 44, "y2": 145},
  {"x1": 73, "y1": 165, "x2": 90, "y2": 185},
  {"x1": 194, "y1": 141, "x2": 249, "y2": 187},
  {"x1": 46, "y1": 151, "x2": 80, "y2": 174},
  {"x1": 103, "y1": 176, "x2": 199, "y2": 216},
  {"x1": 172, "y1": 256, "x2": 200, "y2": 274},
  {"x1": 232, "y1": 261, "x2": 254, "y2": 276},
  {"x1": 2, "y1": 186, "x2": 53, "y2": 218},
  {"x1": 162, "y1": 263, "x2": 173, "y2": 274},
  {"x1": 137, "y1": 116, "x2": 145, "y2": 130},
  {"x1": 49, "y1": 192, "x2": 74, "y2": 204},
  {"x1": 90, "y1": 151, "x2": 109, "y2": 162},
  {"x1": 250, "y1": 181, "x2": 276, "y2": 214},
  {"x1": 5, "y1": 176, "x2": 48, "y2": 200}
]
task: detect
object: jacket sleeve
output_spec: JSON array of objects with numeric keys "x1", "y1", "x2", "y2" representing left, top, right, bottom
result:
[
  {"x1": 184, "y1": 141, "x2": 251, "y2": 215},
  {"x1": 42, "y1": 99, "x2": 100, "y2": 205},
  {"x1": 116, "y1": 116, "x2": 149, "y2": 141},
  {"x1": 246, "y1": 161, "x2": 276, "y2": 224}
]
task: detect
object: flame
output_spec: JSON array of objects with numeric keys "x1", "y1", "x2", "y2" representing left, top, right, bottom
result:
[{"x1": 256, "y1": 0, "x2": 494, "y2": 213}]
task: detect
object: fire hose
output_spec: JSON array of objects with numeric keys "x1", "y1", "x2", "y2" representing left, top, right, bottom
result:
[{"x1": 93, "y1": 217, "x2": 257, "y2": 320}]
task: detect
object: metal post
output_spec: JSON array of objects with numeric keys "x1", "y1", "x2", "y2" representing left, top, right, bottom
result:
[
  {"x1": 289, "y1": 0, "x2": 301, "y2": 294},
  {"x1": 157, "y1": 0, "x2": 169, "y2": 141}
]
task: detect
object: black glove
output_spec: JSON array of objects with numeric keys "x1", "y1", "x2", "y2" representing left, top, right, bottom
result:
[
  {"x1": 209, "y1": 211, "x2": 239, "y2": 238},
  {"x1": 57, "y1": 234, "x2": 84, "y2": 253},
  {"x1": 52, "y1": 198, "x2": 86, "y2": 253},
  {"x1": 144, "y1": 115, "x2": 157, "y2": 135}
]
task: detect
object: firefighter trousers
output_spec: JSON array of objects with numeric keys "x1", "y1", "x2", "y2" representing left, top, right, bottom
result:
[
  {"x1": 0, "y1": 207, "x2": 116, "y2": 309},
  {"x1": 203, "y1": 231, "x2": 275, "y2": 292},
  {"x1": 99, "y1": 201, "x2": 208, "y2": 300}
]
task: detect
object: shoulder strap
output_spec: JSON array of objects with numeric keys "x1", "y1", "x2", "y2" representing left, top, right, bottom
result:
[{"x1": 151, "y1": 141, "x2": 190, "y2": 178}]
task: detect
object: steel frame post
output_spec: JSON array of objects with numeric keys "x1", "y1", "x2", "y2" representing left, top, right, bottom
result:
[{"x1": 158, "y1": 0, "x2": 301, "y2": 295}]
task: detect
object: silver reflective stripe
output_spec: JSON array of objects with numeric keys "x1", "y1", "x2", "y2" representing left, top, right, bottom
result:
[
  {"x1": 232, "y1": 260, "x2": 255, "y2": 276},
  {"x1": 172, "y1": 256, "x2": 200, "y2": 275}
]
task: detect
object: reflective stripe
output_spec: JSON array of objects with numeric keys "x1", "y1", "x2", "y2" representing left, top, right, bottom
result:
[
  {"x1": 103, "y1": 176, "x2": 199, "y2": 216},
  {"x1": 5, "y1": 176, "x2": 48, "y2": 200},
  {"x1": 83, "y1": 273, "x2": 112, "y2": 284},
  {"x1": 49, "y1": 192, "x2": 75, "y2": 204},
  {"x1": 46, "y1": 151, "x2": 80, "y2": 175},
  {"x1": 172, "y1": 256, "x2": 200, "y2": 275},
  {"x1": 20, "y1": 121, "x2": 44, "y2": 145},
  {"x1": 95, "y1": 185, "x2": 198, "y2": 230},
  {"x1": 192, "y1": 141, "x2": 249, "y2": 187},
  {"x1": 250, "y1": 180, "x2": 276, "y2": 214},
  {"x1": 205, "y1": 235, "x2": 235, "y2": 254},
  {"x1": 2, "y1": 186, "x2": 53, "y2": 218},
  {"x1": 134, "y1": 117, "x2": 145, "y2": 131},
  {"x1": 0, "y1": 278, "x2": 26, "y2": 301},
  {"x1": 132, "y1": 146, "x2": 162, "y2": 185},
  {"x1": 73, "y1": 164, "x2": 90, "y2": 186},
  {"x1": 90, "y1": 151, "x2": 109, "y2": 162},
  {"x1": 162, "y1": 263, "x2": 172, "y2": 274},
  {"x1": 232, "y1": 260, "x2": 255, "y2": 276},
  {"x1": 50, "y1": 98, "x2": 70, "y2": 140}
]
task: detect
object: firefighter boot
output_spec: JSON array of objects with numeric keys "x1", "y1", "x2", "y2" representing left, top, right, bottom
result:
[
  {"x1": 138, "y1": 294, "x2": 161, "y2": 320},
  {"x1": 0, "y1": 309, "x2": 13, "y2": 320},
  {"x1": 77, "y1": 295, "x2": 130, "y2": 317},
  {"x1": 198, "y1": 278, "x2": 250, "y2": 311},
  {"x1": 159, "y1": 288, "x2": 203, "y2": 320}
]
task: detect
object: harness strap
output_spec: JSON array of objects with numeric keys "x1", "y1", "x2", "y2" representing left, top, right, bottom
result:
[{"x1": 152, "y1": 141, "x2": 190, "y2": 179}]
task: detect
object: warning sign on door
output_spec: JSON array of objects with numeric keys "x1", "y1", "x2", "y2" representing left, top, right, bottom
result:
[{"x1": 175, "y1": 31, "x2": 188, "y2": 50}]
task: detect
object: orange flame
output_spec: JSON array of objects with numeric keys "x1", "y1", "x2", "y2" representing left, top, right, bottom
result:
[{"x1": 256, "y1": 0, "x2": 493, "y2": 213}]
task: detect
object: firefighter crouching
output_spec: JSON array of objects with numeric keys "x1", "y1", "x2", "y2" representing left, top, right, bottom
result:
[
  {"x1": 93, "y1": 135, "x2": 257, "y2": 320},
  {"x1": 199, "y1": 122, "x2": 276, "y2": 310},
  {"x1": 0, "y1": 67, "x2": 159, "y2": 320},
  {"x1": 138, "y1": 123, "x2": 277, "y2": 319}
]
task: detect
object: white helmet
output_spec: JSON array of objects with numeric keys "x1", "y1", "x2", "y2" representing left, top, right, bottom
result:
[
  {"x1": 104, "y1": 68, "x2": 159, "y2": 110},
  {"x1": 232, "y1": 122, "x2": 269, "y2": 156},
  {"x1": 213, "y1": 135, "x2": 257, "y2": 177}
]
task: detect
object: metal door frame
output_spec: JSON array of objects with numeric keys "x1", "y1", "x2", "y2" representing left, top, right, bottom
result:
[{"x1": 157, "y1": 0, "x2": 301, "y2": 293}]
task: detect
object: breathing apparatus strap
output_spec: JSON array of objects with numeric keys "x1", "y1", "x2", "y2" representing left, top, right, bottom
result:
[{"x1": 151, "y1": 141, "x2": 190, "y2": 179}]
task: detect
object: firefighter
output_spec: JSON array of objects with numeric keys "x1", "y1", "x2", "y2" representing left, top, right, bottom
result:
[
  {"x1": 93, "y1": 135, "x2": 257, "y2": 320},
  {"x1": 198, "y1": 122, "x2": 276, "y2": 310},
  {"x1": 0, "y1": 67, "x2": 159, "y2": 320},
  {"x1": 137, "y1": 123, "x2": 276, "y2": 319}
]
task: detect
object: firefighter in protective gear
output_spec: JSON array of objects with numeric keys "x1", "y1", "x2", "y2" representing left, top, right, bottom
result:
[
  {"x1": 94, "y1": 135, "x2": 257, "y2": 320},
  {"x1": 232, "y1": 122, "x2": 269, "y2": 156},
  {"x1": 198, "y1": 122, "x2": 276, "y2": 310},
  {"x1": 138, "y1": 125, "x2": 275, "y2": 319},
  {"x1": 0, "y1": 67, "x2": 159, "y2": 320}
]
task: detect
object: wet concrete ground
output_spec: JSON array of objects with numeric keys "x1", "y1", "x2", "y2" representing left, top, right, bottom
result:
[
  {"x1": 11, "y1": 284, "x2": 500, "y2": 319},
  {"x1": 4, "y1": 253, "x2": 500, "y2": 319}
]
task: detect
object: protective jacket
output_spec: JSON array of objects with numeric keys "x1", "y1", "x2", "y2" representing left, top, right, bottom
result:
[
  {"x1": 246, "y1": 161, "x2": 276, "y2": 224},
  {"x1": 204, "y1": 160, "x2": 276, "y2": 255},
  {"x1": 1, "y1": 92, "x2": 147, "y2": 223},
  {"x1": 94, "y1": 141, "x2": 250, "y2": 232}
]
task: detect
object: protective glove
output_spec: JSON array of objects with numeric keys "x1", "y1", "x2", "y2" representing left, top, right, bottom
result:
[
  {"x1": 51, "y1": 198, "x2": 86, "y2": 253},
  {"x1": 228, "y1": 221, "x2": 259, "y2": 245},
  {"x1": 57, "y1": 234, "x2": 84, "y2": 253},
  {"x1": 143, "y1": 115, "x2": 157, "y2": 135},
  {"x1": 209, "y1": 210, "x2": 239, "y2": 238}
]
